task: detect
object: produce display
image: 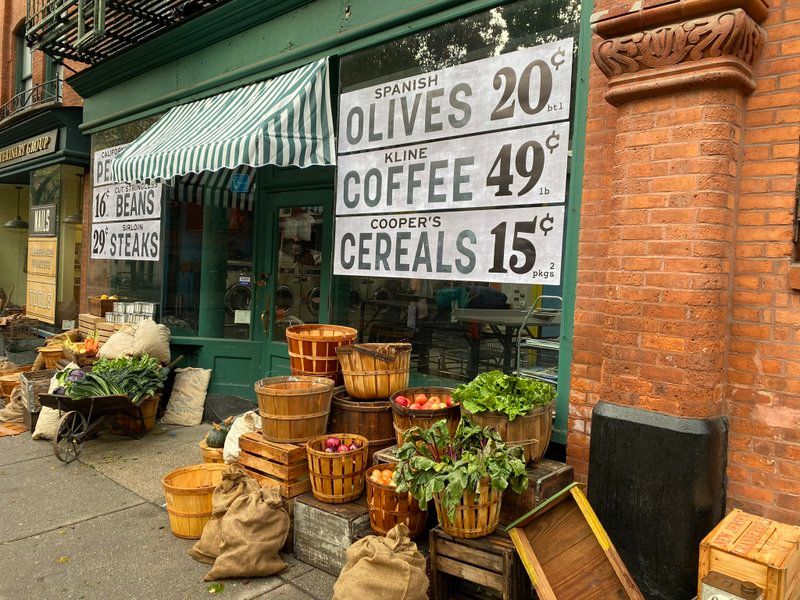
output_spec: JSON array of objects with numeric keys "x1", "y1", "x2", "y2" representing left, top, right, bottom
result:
[
  {"x1": 394, "y1": 418, "x2": 528, "y2": 521},
  {"x1": 54, "y1": 354, "x2": 168, "y2": 404},
  {"x1": 63, "y1": 333, "x2": 100, "y2": 359},
  {"x1": 369, "y1": 467, "x2": 397, "y2": 488},
  {"x1": 323, "y1": 435, "x2": 364, "y2": 454},
  {"x1": 393, "y1": 391, "x2": 456, "y2": 411},
  {"x1": 452, "y1": 370, "x2": 556, "y2": 420}
]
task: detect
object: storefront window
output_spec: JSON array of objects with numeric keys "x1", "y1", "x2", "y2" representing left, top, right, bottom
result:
[{"x1": 333, "y1": 0, "x2": 580, "y2": 386}]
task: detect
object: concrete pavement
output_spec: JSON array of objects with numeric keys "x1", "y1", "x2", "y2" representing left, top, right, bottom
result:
[{"x1": 0, "y1": 424, "x2": 335, "y2": 600}]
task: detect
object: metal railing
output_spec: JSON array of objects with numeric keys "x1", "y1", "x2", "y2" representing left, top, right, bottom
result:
[{"x1": 0, "y1": 78, "x2": 63, "y2": 121}]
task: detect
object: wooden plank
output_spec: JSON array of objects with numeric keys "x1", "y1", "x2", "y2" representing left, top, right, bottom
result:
[
  {"x1": 522, "y1": 499, "x2": 591, "y2": 565},
  {"x1": 435, "y1": 538, "x2": 504, "y2": 573},
  {"x1": 542, "y1": 533, "x2": 626, "y2": 599},
  {"x1": 236, "y1": 452, "x2": 307, "y2": 480},
  {"x1": 238, "y1": 433, "x2": 306, "y2": 463},
  {"x1": 244, "y1": 468, "x2": 311, "y2": 498},
  {"x1": 435, "y1": 555, "x2": 504, "y2": 591}
]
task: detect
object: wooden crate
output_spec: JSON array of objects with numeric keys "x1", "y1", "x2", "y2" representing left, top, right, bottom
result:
[
  {"x1": 699, "y1": 509, "x2": 800, "y2": 600},
  {"x1": 507, "y1": 483, "x2": 643, "y2": 600},
  {"x1": 293, "y1": 492, "x2": 371, "y2": 576},
  {"x1": 78, "y1": 313, "x2": 103, "y2": 338},
  {"x1": 236, "y1": 432, "x2": 311, "y2": 498},
  {"x1": 88, "y1": 297, "x2": 114, "y2": 317},
  {"x1": 96, "y1": 321, "x2": 126, "y2": 345},
  {"x1": 499, "y1": 459, "x2": 574, "y2": 526},
  {"x1": 429, "y1": 527, "x2": 534, "y2": 600},
  {"x1": 373, "y1": 444, "x2": 400, "y2": 465}
]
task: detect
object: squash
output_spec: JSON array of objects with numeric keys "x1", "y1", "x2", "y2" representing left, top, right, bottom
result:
[{"x1": 205, "y1": 416, "x2": 233, "y2": 448}]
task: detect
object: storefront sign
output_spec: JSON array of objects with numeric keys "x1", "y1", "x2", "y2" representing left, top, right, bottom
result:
[
  {"x1": 29, "y1": 204, "x2": 57, "y2": 236},
  {"x1": 26, "y1": 274, "x2": 56, "y2": 324},
  {"x1": 333, "y1": 205, "x2": 564, "y2": 284},
  {"x1": 91, "y1": 144, "x2": 163, "y2": 262},
  {"x1": 27, "y1": 238, "x2": 58, "y2": 278},
  {"x1": 337, "y1": 39, "x2": 573, "y2": 153},
  {"x1": 336, "y1": 122, "x2": 569, "y2": 215},
  {"x1": 90, "y1": 220, "x2": 161, "y2": 261},
  {"x1": 0, "y1": 130, "x2": 58, "y2": 169},
  {"x1": 92, "y1": 182, "x2": 163, "y2": 222}
]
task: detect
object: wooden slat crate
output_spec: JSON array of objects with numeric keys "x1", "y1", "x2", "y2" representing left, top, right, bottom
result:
[
  {"x1": 699, "y1": 509, "x2": 800, "y2": 600},
  {"x1": 96, "y1": 321, "x2": 126, "y2": 346},
  {"x1": 373, "y1": 444, "x2": 400, "y2": 465},
  {"x1": 499, "y1": 459, "x2": 574, "y2": 526},
  {"x1": 429, "y1": 527, "x2": 534, "y2": 600},
  {"x1": 78, "y1": 313, "x2": 103, "y2": 338},
  {"x1": 507, "y1": 483, "x2": 643, "y2": 600},
  {"x1": 236, "y1": 432, "x2": 311, "y2": 498},
  {"x1": 293, "y1": 493, "x2": 371, "y2": 576}
]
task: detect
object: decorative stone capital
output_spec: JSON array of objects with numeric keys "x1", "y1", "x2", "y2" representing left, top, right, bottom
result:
[{"x1": 592, "y1": 2, "x2": 767, "y2": 105}]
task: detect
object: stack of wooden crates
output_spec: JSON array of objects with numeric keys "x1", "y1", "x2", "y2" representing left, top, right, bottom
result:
[{"x1": 77, "y1": 313, "x2": 124, "y2": 348}]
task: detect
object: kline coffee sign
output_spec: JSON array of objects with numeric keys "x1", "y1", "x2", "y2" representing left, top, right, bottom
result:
[{"x1": 0, "y1": 130, "x2": 58, "y2": 169}]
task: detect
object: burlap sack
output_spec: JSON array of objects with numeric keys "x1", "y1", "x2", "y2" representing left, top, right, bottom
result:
[
  {"x1": 132, "y1": 319, "x2": 171, "y2": 364},
  {"x1": 204, "y1": 487, "x2": 289, "y2": 581},
  {"x1": 161, "y1": 368, "x2": 212, "y2": 426},
  {"x1": 32, "y1": 406, "x2": 61, "y2": 440},
  {"x1": 189, "y1": 465, "x2": 260, "y2": 564},
  {"x1": 333, "y1": 524, "x2": 428, "y2": 600},
  {"x1": 223, "y1": 411, "x2": 261, "y2": 463},
  {"x1": 98, "y1": 325, "x2": 136, "y2": 359},
  {"x1": 0, "y1": 387, "x2": 25, "y2": 423}
]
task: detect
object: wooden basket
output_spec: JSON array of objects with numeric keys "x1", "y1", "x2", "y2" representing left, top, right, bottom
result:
[
  {"x1": 37, "y1": 346, "x2": 66, "y2": 369},
  {"x1": 336, "y1": 343, "x2": 411, "y2": 399},
  {"x1": 63, "y1": 348, "x2": 97, "y2": 368},
  {"x1": 255, "y1": 376, "x2": 334, "y2": 443},
  {"x1": 162, "y1": 462, "x2": 228, "y2": 539},
  {"x1": 111, "y1": 394, "x2": 159, "y2": 434},
  {"x1": 198, "y1": 439, "x2": 224, "y2": 464},
  {"x1": 331, "y1": 387, "x2": 395, "y2": 463},
  {"x1": 434, "y1": 479, "x2": 503, "y2": 539},
  {"x1": 306, "y1": 433, "x2": 369, "y2": 504},
  {"x1": 390, "y1": 387, "x2": 459, "y2": 445},
  {"x1": 462, "y1": 401, "x2": 554, "y2": 463},
  {"x1": 366, "y1": 464, "x2": 427, "y2": 538},
  {"x1": 0, "y1": 369, "x2": 27, "y2": 398},
  {"x1": 286, "y1": 324, "x2": 357, "y2": 384}
]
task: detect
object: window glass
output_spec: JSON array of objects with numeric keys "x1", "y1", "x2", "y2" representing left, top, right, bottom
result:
[{"x1": 333, "y1": 0, "x2": 580, "y2": 386}]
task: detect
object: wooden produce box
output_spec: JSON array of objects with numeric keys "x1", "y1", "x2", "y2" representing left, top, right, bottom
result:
[
  {"x1": 96, "y1": 320, "x2": 126, "y2": 345},
  {"x1": 699, "y1": 509, "x2": 800, "y2": 600},
  {"x1": 507, "y1": 483, "x2": 643, "y2": 600},
  {"x1": 78, "y1": 313, "x2": 103, "y2": 338},
  {"x1": 499, "y1": 459, "x2": 574, "y2": 526},
  {"x1": 88, "y1": 297, "x2": 114, "y2": 317},
  {"x1": 373, "y1": 444, "x2": 400, "y2": 465},
  {"x1": 20, "y1": 369, "x2": 55, "y2": 412},
  {"x1": 293, "y1": 493, "x2": 371, "y2": 576},
  {"x1": 429, "y1": 527, "x2": 533, "y2": 600},
  {"x1": 236, "y1": 432, "x2": 311, "y2": 498}
]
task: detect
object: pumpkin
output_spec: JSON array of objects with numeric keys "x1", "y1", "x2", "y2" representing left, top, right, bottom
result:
[{"x1": 205, "y1": 416, "x2": 233, "y2": 448}]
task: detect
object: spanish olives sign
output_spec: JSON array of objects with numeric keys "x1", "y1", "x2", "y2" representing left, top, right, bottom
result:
[
  {"x1": 91, "y1": 144, "x2": 162, "y2": 261},
  {"x1": 334, "y1": 38, "x2": 573, "y2": 284}
]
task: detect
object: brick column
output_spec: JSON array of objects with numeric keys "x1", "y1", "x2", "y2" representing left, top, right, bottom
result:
[{"x1": 568, "y1": 1, "x2": 768, "y2": 471}]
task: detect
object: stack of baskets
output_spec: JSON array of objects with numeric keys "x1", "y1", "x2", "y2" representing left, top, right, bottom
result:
[{"x1": 285, "y1": 324, "x2": 356, "y2": 385}]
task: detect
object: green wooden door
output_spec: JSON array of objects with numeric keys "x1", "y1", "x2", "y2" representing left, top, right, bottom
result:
[{"x1": 256, "y1": 187, "x2": 334, "y2": 377}]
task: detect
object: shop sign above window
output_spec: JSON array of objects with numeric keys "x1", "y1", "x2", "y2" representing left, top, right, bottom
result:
[
  {"x1": 30, "y1": 204, "x2": 57, "y2": 236},
  {"x1": 334, "y1": 38, "x2": 573, "y2": 285},
  {"x1": 0, "y1": 130, "x2": 58, "y2": 169}
]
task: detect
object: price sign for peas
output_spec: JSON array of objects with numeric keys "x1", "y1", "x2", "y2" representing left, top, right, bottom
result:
[{"x1": 334, "y1": 38, "x2": 573, "y2": 284}]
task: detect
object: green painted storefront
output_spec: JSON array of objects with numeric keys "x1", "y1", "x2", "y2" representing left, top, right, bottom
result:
[{"x1": 73, "y1": 0, "x2": 592, "y2": 446}]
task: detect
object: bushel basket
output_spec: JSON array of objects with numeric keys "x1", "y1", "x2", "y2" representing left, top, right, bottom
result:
[
  {"x1": 162, "y1": 462, "x2": 228, "y2": 539},
  {"x1": 336, "y1": 343, "x2": 411, "y2": 399},
  {"x1": 286, "y1": 325, "x2": 357, "y2": 385},
  {"x1": 255, "y1": 376, "x2": 334, "y2": 444},
  {"x1": 390, "y1": 387, "x2": 459, "y2": 445},
  {"x1": 306, "y1": 433, "x2": 369, "y2": 504},
  {"x1": 330, "y1": 387, "x2": 395, "y2": 463},
  {"x1": 434, "y1": 478, "x2": 502, "y2": 539},
  {"x1": 461, "y1": 400, "x2": 554, "y2": 463},
  {"x1": 366, "y1": 464, "x2": 427, "y2": 538}
]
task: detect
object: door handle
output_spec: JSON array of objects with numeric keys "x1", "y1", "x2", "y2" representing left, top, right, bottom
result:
[{"x1": 261, "y1": 308, "x2": 269, "y2": 334}]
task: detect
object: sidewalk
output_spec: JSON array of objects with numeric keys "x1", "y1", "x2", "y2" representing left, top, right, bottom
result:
[{"x1": 0, "y1": 425, "x2": 336, "y2": 600}]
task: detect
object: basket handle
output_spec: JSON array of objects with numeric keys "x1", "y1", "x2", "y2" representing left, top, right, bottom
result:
[{"x1": 351, "y1": 344, "x2": 396, "y2": 363}]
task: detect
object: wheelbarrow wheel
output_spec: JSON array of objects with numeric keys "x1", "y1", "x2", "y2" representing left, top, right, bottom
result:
[{"x1": 53, "y1": 411, "x2": 88, "y2": 463}]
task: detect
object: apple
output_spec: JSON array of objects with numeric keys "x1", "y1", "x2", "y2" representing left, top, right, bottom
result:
[
  {"x1": 414, "y1": 393, "x2": 428, "y2": 404},
  {"x1": 394, "y1": 395, "x2": 410, "y2": 407},
  {"x1": 337, "y1": 444, "x2": 350, "y2": 453},
  {"x1": 444, "y1": 397, "x2": 453, "y2": 407},
  {"x1": 428, "y1": 395, "x2": 440, "y2": 404},
  {"x1": 410, "y1": 403, "x2": 422, "y2": 410},
  {"x1": 325, "y1": 436, "x2": 341, "y2": 449}
]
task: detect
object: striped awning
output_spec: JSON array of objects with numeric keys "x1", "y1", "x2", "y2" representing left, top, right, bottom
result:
[
  {"x1": 111, "y1": 58, "x2": 335, "y2": 183},
  {"x1": 167, "y1": 165, "x2": 255, "y2": 211}
]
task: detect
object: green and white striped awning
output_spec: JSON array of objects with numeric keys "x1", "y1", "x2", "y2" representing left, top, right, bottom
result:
[
  {"x1": 167, "y1": 165, "x2": 256, "y2": 211},
  {"x1": 111, "y1": 58, "x2": 335, "y2": 183}
]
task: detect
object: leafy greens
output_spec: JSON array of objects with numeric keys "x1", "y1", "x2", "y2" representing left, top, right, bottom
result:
[
  {"x1": 55, "y1": 354, "x2": 168, "y2": 405},
  {"x1": 394, "y1": 418, "x2": 528, "y2": 521},
  {"x1": 452, "y1": 370, "x2": 556, "y2": 421}
]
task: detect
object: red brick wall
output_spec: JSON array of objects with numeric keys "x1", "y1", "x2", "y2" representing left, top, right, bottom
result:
[
  {"x1": 0, "y1": 0, "x2": 84, "y2": 109},
  {"x1": 569, "y1": 0, "x2": 800, "y2": 525}
]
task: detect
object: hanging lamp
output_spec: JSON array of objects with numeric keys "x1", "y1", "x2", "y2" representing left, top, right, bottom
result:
[{"x1": 4, "y1": 186, "x2": 28, "y2": 229}]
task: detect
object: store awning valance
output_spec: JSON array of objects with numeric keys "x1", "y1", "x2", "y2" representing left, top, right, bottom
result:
[
  {"x1": 168, "y1": 165, "x2": 255, "y2": 211},
  {"x1": 111, "y1": 58, "x2": 335, "y2": 183}
]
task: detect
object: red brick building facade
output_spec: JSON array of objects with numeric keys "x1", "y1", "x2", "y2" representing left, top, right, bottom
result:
[{"x1": 569, "y1": 0, "x2": 800, "y2": 525}]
